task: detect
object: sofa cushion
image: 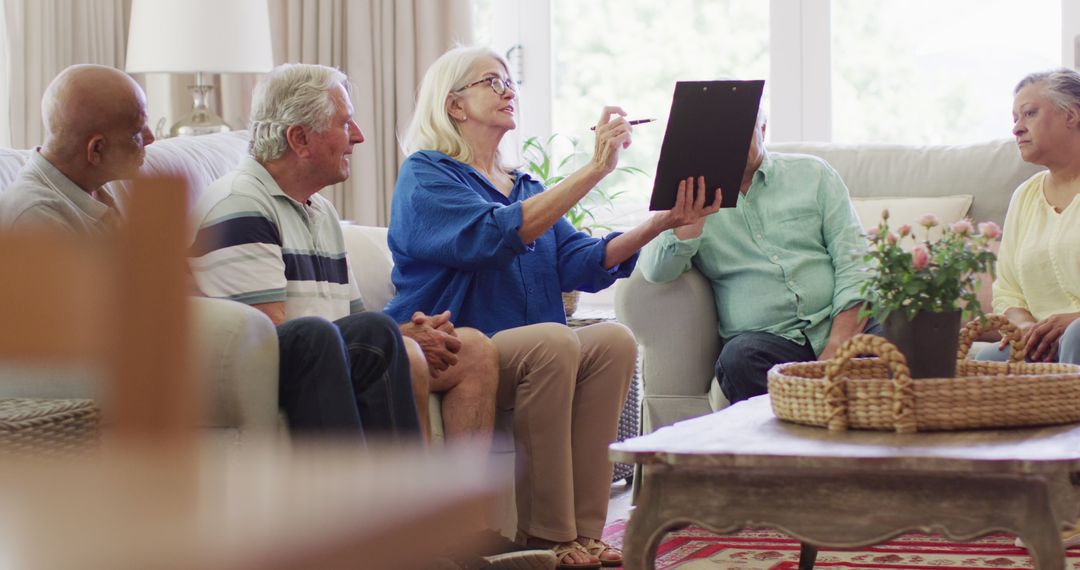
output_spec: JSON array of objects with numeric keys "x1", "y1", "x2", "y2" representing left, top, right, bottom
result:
[
  {"x1": 341, "y1": 224, "x2": 395, "y2": 311},
  {"x1": 0, "y1": 148, "x2": 32, "y2": 193},
  {"x1": 771, "y1": 138, "x2": 1043, "y2": 226},
  {"x1": 107, "y1": 131, "x2": 250, "y2": 211},
  {"x1": 852, "y1": 194, "x2": 973, "y2": 241}
]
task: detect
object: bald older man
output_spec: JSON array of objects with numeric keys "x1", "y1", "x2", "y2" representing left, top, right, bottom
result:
[{"x1": 0, "y1": 64, "x2": 154, "y2": 232}]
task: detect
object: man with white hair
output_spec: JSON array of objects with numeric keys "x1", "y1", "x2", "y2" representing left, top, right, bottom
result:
[
  {"x1": 0, "y1": 64, "x2": 155, "y2": 232},
  {"x1": 640, "y1": 109, "x2": 880, "y2": 405},
  {"x1": 189, "y1": 64, "x2": 501, "y2": 446},
  {"x1": 190, "y1": 63, "x2": 547, "y2": 569}
]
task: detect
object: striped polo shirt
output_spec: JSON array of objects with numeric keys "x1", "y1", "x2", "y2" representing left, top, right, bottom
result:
[{"x1": 189, "y1": 156, "x2": 364, "y2": 322}]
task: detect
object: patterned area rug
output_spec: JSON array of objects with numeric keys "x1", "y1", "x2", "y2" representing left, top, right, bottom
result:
[{"x1": 601, "y1": 520, "x2": 1080, "y2": 569}]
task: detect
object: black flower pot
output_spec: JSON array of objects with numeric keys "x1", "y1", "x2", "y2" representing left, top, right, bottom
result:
[{"x1": 882, "y1": 310, "x2": 962, "y2": 379}]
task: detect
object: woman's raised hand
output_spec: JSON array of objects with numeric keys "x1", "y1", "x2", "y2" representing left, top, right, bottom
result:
[
  {"x1": 664, "y1": 176, "x2": 722, "y2": 240},
  {"x1": 591, "y1": 106, "x2": 632, "y2": 176}
]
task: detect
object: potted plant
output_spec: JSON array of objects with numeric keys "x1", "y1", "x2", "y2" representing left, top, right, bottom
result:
[
  {"x1": 520, "y1": 134, "x2": 644, "y2": 316},
  {"x1": 859, "y1": 210, "x2": 1000, "y2": 378}
]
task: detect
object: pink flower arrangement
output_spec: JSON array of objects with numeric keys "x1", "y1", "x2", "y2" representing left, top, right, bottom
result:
[
  {"x1": 978, "y1": 221, "x2": 1001, "y2": 239},
  {"x1": 949, "y1": 219, "x2": 974, "y2": 235},
  {"x1": 861, "y1": 210, "x2": 999, "y2": 322},
  {"x1": 911, "y1": 244, "x2": 930, "y2": 269}
]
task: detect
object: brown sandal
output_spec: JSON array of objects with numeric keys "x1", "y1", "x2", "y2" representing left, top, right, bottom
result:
[
  {"x1": 577, "y1": 537, "x2": 622, "y2": 567},
  {"x1": 516, "y1": 532, "x2": 600, "y2": 569}
]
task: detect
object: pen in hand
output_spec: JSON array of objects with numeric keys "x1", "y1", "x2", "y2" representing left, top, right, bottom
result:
[{"x1": 590, "y1": 118, "x2": 656, "y2": 131}]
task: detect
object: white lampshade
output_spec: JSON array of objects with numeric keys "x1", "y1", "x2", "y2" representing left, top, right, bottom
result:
[{"x1": 126, "y1": 0, "x2": 273, "y2": 74}]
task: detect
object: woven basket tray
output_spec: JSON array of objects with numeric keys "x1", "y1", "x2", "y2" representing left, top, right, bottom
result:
[
  {"x1": 768, "y1": 315, "x2": 1080, "y2": 433},
  {"x1": 0, "y1": 398, "x2": 100, "y2": 454}
]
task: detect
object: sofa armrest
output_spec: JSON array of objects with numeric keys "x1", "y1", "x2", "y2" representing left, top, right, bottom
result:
[
  {"x1": 615, "y1": 267, "x2": 720, "y2": 430},
  {"x1": 191, "y1": 297, "x2": 280, "y2": 436},
  {"x1": 0, "y1": 297, "x2": 280, "y2": 439}
]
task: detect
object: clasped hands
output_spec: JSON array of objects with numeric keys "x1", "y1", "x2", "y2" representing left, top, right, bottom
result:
[
  {"x1": 400, "y1": 310, "x2": 461, "y2": 377},
  {"x1": 1006, "y1": 312, "x2": 1080, "y2": 362}
]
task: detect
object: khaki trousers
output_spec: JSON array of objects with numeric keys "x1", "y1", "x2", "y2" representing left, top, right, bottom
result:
[{"x1": 492, "y1": 322, "x2": 636, "y2": 542}]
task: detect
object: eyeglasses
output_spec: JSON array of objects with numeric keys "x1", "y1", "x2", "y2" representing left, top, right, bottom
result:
[{"x1": 456, "y1": 75, "x2": 516, "y2": 96}]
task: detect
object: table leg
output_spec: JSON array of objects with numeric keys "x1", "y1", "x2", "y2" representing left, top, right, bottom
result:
[
  {"x1": 1017, "y1": 484, "x2": 1067, "y2": 570},
  {"x1": 624, "y1": 468, "x2": 685, "y2": 570},
  {"x1": 798, "y1": 543, "x2": 818, "y2": 570}
]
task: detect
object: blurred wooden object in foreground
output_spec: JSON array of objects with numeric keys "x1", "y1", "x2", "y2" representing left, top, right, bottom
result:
[
  {"x1": 0, "y1": 440, "x2": 502, "y2": 570},
  {"x1": 0, "y1": 177, "x2": 503, "y2": 569},
  {"x1": 0, "y1": 176, "x2": 197, "y2": 449}
]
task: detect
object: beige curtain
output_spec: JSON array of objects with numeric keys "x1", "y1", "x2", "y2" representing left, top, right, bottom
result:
[
  {"x1": 151, "y1": 0, "x2": 473, "y2": 226},
  {"x1": 2, "y1": 0, "x2": 130, "y2": 148}
]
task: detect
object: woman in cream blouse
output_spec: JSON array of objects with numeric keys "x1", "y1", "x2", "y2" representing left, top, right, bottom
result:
[{"x1": 980, "y1": 68, "x2": 1080, "y2": 364}]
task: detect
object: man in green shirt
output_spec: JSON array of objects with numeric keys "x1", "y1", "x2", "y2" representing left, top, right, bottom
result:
[{"x1": 639, "y1": 112, "x2": 880, "y2": 404}]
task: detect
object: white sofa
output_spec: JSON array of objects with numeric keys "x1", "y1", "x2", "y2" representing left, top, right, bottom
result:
[
  {"x1": 0, "y1": 132, "x2": 456, "y2": 442},
  {"x1": 615, "y1": 139, "x2": 1045, "y2": 434}
]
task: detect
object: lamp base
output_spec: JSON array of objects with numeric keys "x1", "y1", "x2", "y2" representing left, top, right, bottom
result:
[
  {"x1": 169, "y1": 110, "x2": 231, "y2": 137},
  {"x1": 170, "y1": 80, "x2": 231, "y2": 137}
]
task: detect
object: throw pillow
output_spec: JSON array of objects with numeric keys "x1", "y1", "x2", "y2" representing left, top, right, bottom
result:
[{"x1": 851, "y1": 194, "x2": 974, "y2": 242}]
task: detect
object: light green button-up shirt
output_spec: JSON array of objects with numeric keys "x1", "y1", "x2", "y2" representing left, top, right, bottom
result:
[{"x1": 639, "y1": 151, "x2": 869, "y2": 355}]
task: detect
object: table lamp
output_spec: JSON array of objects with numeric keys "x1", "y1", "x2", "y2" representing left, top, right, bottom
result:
[{"x1": 125, "y1": 0, "x2": 273, "y2": 137}]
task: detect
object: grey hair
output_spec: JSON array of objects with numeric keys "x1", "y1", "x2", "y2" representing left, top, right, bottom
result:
[
  {"x1": 401, "y1": 46, "x2": 512, "y2": 166},
  {"x1": 1015, "y1": 68, "x2": 1080, "y2": 119},
  {"x1": 248, "y1": 63, "x2": 351, "y2": 162}
]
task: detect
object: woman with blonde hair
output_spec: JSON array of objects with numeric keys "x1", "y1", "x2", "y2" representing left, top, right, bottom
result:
[{"x1": 384, "y1": 46, "x2": 720, "y2": 568}]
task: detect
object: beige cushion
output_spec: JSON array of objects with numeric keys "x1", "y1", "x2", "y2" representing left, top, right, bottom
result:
[
  {"x1": 852, "y1": 194, "x2": 973, "y2": 241},
  {"x1": 772, "y1": 138, "x2": 1043, "y2": 226},
  {"x1": 340, "y1": 224, "x2": 395, "y2": 312},
  {"x1": 106, "y1": 131, "x2": 250, "y2": 211},
  {"x1": 0, "y1": 148, "x2": 31, "y2": 192}
]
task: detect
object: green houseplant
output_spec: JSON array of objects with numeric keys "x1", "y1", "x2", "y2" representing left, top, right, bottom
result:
[
  {"x1": 520, "y1": 134, "x2": 645, "y2": 315},
  {"x1": 860, "y1": 210, "x2": 1000, "y2": 378}
]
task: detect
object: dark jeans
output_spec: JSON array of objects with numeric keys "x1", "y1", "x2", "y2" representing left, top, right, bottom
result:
[
  {"x1": 716, "y1": 319, "x2": 883, "y2": 404},
  {"x1": 276, "y1": 311, "x2": 420, "y2": 442}
]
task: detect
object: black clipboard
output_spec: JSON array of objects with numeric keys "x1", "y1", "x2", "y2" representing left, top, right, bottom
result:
[{"x1": 649, "y1": 80, "x2": 765, "y2": 211}]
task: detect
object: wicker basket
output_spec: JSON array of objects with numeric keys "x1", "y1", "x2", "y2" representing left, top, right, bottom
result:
[
  {"x1": 0, "y1": 398, "x2": 100, "y2": 454},
  {"x1": 768, "y1": 315, "x2": 1080, "y2": 433},
  {"x1": 562, "y1": 291, "x2": 580, "y2": 318}
]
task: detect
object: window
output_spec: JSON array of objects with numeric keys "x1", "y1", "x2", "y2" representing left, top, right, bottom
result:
[
  {"x1": 472, "y1": 0, "x2": 493, "y2": 46},
  {"x1": 0, "y1": 7, "x2": 10, "y2": 147},
  {"x1": 831, "y1": 0, "x2": 1061, "y2": 144},
  {"x1": 550, "y1": 0, "x2": 769, "y2": 230},
  {"x1": 478, "y1": 0, "x2": 1069, "y2": 230}
]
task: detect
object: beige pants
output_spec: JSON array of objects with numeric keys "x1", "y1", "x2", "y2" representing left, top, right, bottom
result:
[{"x1": 492, "y1": 321, "x2": 636, "y2": 542}]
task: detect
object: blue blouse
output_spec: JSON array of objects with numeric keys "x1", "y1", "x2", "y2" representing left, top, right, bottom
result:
[{"x1": 383, "y1": 150, "x2": 637, "y2": 335}]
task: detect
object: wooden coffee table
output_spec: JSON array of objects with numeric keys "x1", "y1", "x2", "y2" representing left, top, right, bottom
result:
[{"x1": 610, "y1": 395, "x2": 1080, "y2": 570}]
